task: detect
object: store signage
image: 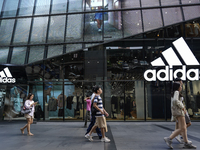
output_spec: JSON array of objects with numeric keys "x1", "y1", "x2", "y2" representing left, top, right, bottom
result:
[
  {"x1": 144, "y1": 37, "x2": 200, "y2": 81},
  {"x1": 0, "y1": 67, "x2": 16, "y2": 83}
]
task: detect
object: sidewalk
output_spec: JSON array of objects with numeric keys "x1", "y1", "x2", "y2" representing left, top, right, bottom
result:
[{"x1": 0, "y1": 121, "x2": 199, "y2": 150}]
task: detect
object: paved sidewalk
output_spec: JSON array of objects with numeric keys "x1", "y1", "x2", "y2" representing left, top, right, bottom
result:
[{"x1": 0, "y1": 121, "x2": 199, "y2": 150}]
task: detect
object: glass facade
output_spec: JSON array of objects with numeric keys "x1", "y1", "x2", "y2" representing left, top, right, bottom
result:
[{"x1": 0, "y1": 0, "x2": 200, "y2": 121}]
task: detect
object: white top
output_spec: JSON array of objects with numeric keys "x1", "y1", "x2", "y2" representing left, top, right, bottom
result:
[
  {"x1": 91, "y1": 93, "x2": 95, "y2": 101},
  {"x1": 24, "y1": 100, "x2": 35, "y2": 117}
]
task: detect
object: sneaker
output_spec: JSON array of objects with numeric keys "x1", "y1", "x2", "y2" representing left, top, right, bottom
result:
[
  {"x1": 175, "y1": 135, "x2": 183, "y2": 144},
  {"x1": 164, "y1": 137, "x2": 173, "y2": 149},
  {"x1": 180, "y1": 137, "x2": 192, "y2": 144},
  {"x1": 184, "y1": 143, "x2": 197, "y2": 149},
  {"x1": 85, "y1": 134, "x2": 93, "y2": 141},
  {"x1": 101, "y1": 137, "x2": 110, "y2": 142},
  {"x1": 98, "y1": 28, "x2": 102, "y2": 32}
]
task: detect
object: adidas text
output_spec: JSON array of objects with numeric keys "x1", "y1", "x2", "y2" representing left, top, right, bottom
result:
[
  {"x1": 144, "y1": 65, "x2": 199, "y2": 81},
  {"x1": 0, "y1": 77, "x2": 16, "y2": 83}
]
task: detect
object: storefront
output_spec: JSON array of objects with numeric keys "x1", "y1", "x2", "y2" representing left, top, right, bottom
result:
[{"x1": 1, "y1": 35, "x2": 200, "y2": 122}]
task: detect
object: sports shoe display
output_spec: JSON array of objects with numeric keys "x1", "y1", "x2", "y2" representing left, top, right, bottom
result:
[
  {"x1": 164, "y1": 137, "x2": 173, "y2": 149},
  {"x1": 184, "y1": 143, "x2": 197, "y2": 149},
  {"x1": 101, "y1": 137, "x2": 111, "y2": 142}
]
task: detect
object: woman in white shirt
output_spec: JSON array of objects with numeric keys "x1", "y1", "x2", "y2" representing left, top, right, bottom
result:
[{"x1": 20, "y1": 93, "x2": 37, "y2": 136}]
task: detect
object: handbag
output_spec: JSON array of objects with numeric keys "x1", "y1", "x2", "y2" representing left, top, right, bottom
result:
[{"x1": 21, "y1": 106, "x2": 32, "y2": 114}]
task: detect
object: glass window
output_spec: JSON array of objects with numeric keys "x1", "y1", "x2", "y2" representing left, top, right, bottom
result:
[
  {"x1": 66, "y1": 44, "x2": 82, "y2": 53},
  {"x1": 181, "y1": 0, "x2": 200, "y2": 4},
  {"x1": 84, "y1": 13, "x2": 103, "y2": 42},
  {"x1": 28, "y1": 46, "x2": 44, "y2": 63},
  {"x1": 18, "y1": 0, "x2": 34, "y2": 16},
  {"x1": 68, "y1": 0, "x2": 83, "y2": 12},
  {"x1": 142, "y1": 9, "x2": 163, "y2": 31},
  {"x1": 13, "y1": 18, "x2": 32, "y2": 45},
  {"x1": 141, "y1": 0, "x2": 159, "y2": 7},
  {"x1": 162, "y1": 7, "x2": 183, "y2": 26},
  {"x1": 66, "y1": 14, "x2": 83, "y2": 42},
  {"x1": 11, "y1": 47, "x2": 26, "y2": 65},
  {"x1": 30, "y1": 17, "x2": 48, "y2": 44},
  {"x1": 0, "y1": 48, "x2": 9, "y2": 64},
  {"x1": 161, "y1": 0, "x2": 180, "y2": 5},
  {"x1": 47, "y1": 45, "x2": 63, "y2": 58},
  {"x1": 51, "y1": 0, "x2": 68, "y2": 14},
  {"x1": 104, "y1": 11, "x2": 123, "y2": 41},
  {"x1": 35, "y1": 0, "x2": 51, "y2": 15},
  {"x1": 122, "y1": 0, "x2": 140, "y2": 9},
  {"x1": 122, "y1": 10, "x2": 142, "y2": 37},
  {"x1": 0, "y1": 19, "x2": 15, "y2": 45},
  {"x1": 0, "y1": 0, "x2": 3, "y2": 13},
  {"x1": 183, "y1": 6, "x2": 200, "y2": 21},
  {"x1": 48, "y1": 15, "x2": 65, "y2": 43},
  {"x1": 2, "y1": 0, "x2": 19, "y2": 18}
]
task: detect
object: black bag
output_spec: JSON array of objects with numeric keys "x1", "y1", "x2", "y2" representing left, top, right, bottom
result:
[
  {"x1": 91, "y1": 96, "x2": 98, "y2": 115},
  {"x1": 21, "y1": 106, "x2": 32, "y2": 114}
]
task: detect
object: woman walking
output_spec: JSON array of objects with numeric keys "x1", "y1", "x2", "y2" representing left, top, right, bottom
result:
[
  {"x1": 164, "y1": 82, "x2": 196, "y2": 149},
  {"x1": 20, "y1": 93, "x2": 37, "y2": 136}
]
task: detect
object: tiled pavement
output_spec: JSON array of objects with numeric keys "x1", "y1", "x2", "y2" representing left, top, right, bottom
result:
[{"x1": 0, "y1": 121, "x2": 199, "y2": 150}]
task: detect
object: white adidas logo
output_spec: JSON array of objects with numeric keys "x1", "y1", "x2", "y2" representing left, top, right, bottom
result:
[
  {"x1": 0, "y1": 67, "x2": 16, "y2": 83},
  {"x1": 144, "y1": 37, "x2": 200, "y2": 81}
]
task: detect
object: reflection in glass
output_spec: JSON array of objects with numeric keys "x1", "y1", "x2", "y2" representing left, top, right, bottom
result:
[
  {"x1": 0, "y1": 48, "x2": 9, "y2": 64},
  {"x1": 68, "y1": 0, "x2": 83, "y2": 12},
  {"x1": 11, "y1": 47, "x2": 26, "y2": 65},
  {"x1": 30, "y1": 17, "x2": 48, "y2": 44},
  {"x1": 183, "y1": 6, "x2": 200, "y2": 21},
  {"x1": 122, "y1": 0, "x2": 140, "y2": 9},
  {"x1": 181, "y1": 0, "x2": 200, "y2": 4},
  {"x1": 162, "y1": 7, "x2": 183, "y2": 26},
  {"x1": 18, "y1": 0, "x2": 34, "y2": 16},
  {"x1": 13, "y1": 18, "x2": 32, "y2": 45},
  {"x1": 47, "y1": 45, "x2": 63, "y2": 58},
  {"x1": 142, "y1": 9, "x2": 162, "y2": 31},
  {"x1": 66, "y1": 44, "x2": 82, "y2": 53},
  {"x1": 141, "y1": 0, "x2": 159, "y2": 7},
  {"x1": 66, "y1": 14, "x2": 83, "y2": 42},
  {"x1": 1, "y1": 0, "x2": 19, "y2": 18},
  {"x1": 0, "y1": 19, "x2": 15, "y2": 45},
  {"x1": 123, "y1": 10, "x2": 142, "y2": 37},
  {"x1": 48, "y1": 15, "x2": 65, "y2": 43},
  {"x1": 104, "y1": 11, "x2": 123, "y2": 41},
  {"x1": 0, "y1": 0, "x2": 3, "y2": 13},
  {"x1": 35, "y1": 0, "x2": 51, "y2": 15},
  {"x1": 29, "y1": 46, "x2": 44, "y2": 63},
  {"x1": 51, "y1": 0, "x2": 68, "y2": 14},
  {"x1": 84, "y1": 13, "x2": 103, "y2": 42},
  {"x1": 161, "y1": 0, "x2": 180, "y2": 5}
]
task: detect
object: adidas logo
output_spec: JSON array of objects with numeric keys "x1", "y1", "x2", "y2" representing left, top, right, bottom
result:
[
  {"x1": 0, "y1": 67, "x2": 16, "y2": 83},
  {"x1": 144, "y1": 37, "x2": 200, "y2": 81}
]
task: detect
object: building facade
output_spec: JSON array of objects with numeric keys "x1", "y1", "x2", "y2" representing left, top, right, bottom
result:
[{"x1": 0, "y1": 0, "x2": 200, "y2": 121}]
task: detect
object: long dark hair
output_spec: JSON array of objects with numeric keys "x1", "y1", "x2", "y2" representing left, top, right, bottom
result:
[
  {"x1": 171, "y1": 82, "x2": 180, "y2": 97},
  {"x1": 27, "y1": 93, "x2": 34, "y2": 100}
]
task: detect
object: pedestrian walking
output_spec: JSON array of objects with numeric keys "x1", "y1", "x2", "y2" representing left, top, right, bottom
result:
[
  {"x1": 85, "y1": 87, "x2": 102, "y2": 139},
  {"x1": 84, "y1": 94, "x2": 91, "y2": 127},
  {"x1": 20, "y1": 93, "x2": 37, "y2": 136},
  {"x1": 172, "y1": 78, "x2": 192, "y2": 144},
  {"x1": 85, "y1": 85, "x2": 110, "y2": 142},
  {"x1": 164, "y1": 82, "x2": 196, "y2": 149}
]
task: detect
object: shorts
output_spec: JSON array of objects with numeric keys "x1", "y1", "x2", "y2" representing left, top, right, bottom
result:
[
  {"x1": 185, "y1": 112, "x2": 191, "y2": 124},
  {"x1": 95, "y1": 116, "x2": 108, "y2": 132},
  {"x1": 24, "y1": 114, "x2": 34, "y2": 119}
]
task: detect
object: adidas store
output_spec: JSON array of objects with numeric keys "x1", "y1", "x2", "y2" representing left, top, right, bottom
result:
[{"x1": 0, "y1": 36, "x2": 200, "y2": 122}]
